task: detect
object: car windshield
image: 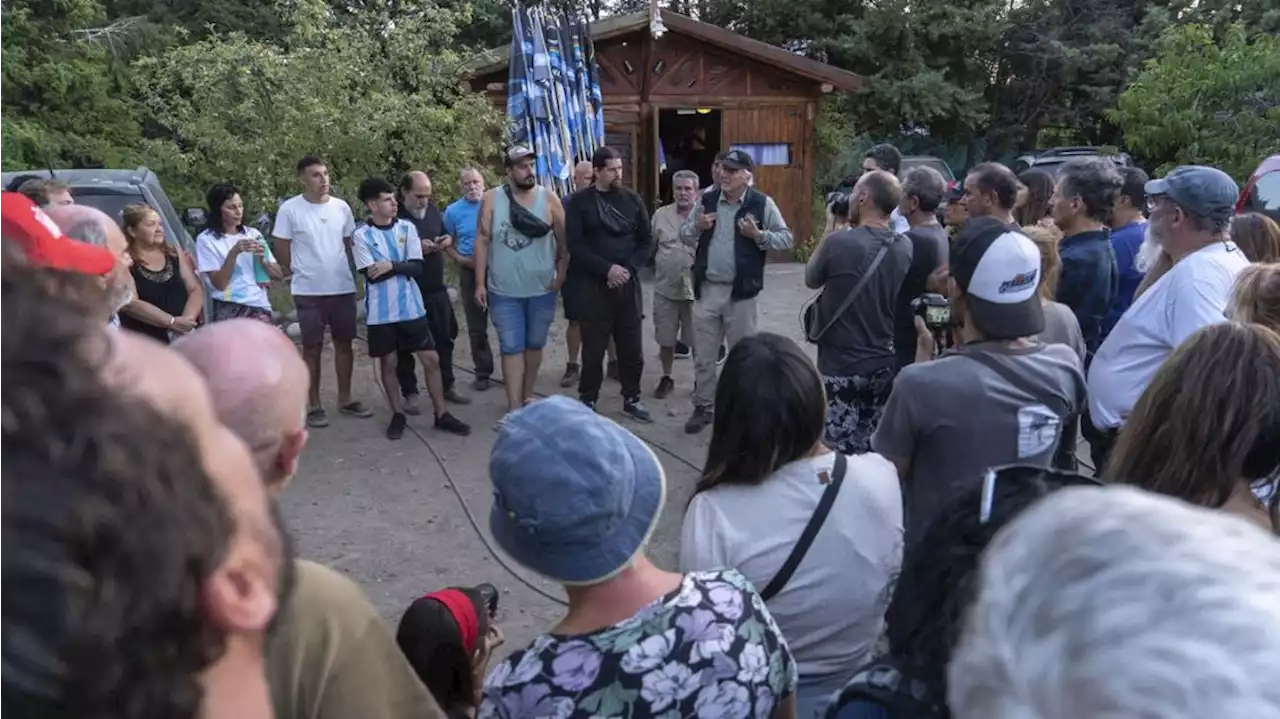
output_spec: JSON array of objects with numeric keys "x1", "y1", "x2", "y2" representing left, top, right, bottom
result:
[
  {"x1": 71, "y1": 189, "x2": 188, "y2": 251},
  {"x1": 1249, "y1": 170, "x2": 1280, "y2": 214}
]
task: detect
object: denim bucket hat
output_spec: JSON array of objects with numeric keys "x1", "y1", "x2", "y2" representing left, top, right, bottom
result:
[{"x1": 489, "y1": 396, "x2": 666, "y2": 585}]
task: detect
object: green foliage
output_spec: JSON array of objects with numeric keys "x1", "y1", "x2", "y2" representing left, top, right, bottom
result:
[{"x1": 1110, "y1": 23, "x2": 1280, "y2": 181}]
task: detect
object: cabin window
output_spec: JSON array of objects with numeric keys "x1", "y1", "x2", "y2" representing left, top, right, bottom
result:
[{"x1": 730, "y1": 143, "x2": 792, "y2": 167}]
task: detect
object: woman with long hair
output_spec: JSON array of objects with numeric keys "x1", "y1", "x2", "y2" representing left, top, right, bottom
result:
[
  {"x1": 1106, "y1": 321, "x2": 1280, "y2": 534},
  {"x1": 1013, "y1": 169, "x2": 1055, "y2": 228},
  {"x1": 1022, "y1": 224, "x2": 1085, "y2": 363},
  {"x1": 117, "y1": 203, "x2": 204, "y2": 343},
  {"x1": 1228, "y1": 263, "x2": 1280, "y2": 331},
  {"x1": 194, "y1": 183, "x2": 282, "y2": 323},
  {"x1": 397, "y1": 586, "x2": 504, "y2": 719},
  {"x1": 679, "y1": 332, "x2": 903, "y2": 719},
  {"x1": 1230, "y1": 211, "x2": 1280, "y2": 263}
]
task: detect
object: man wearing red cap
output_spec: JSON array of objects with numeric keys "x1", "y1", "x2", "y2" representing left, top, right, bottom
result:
[{"x1": 1, "y1": 192, "x2": 132, "y2": 326}]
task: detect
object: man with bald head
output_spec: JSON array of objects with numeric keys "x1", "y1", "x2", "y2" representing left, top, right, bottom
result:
[
  {"x1": 3, "y1": 264, "x2": 284, "y2": 719},
  {"x1": 573, "y1": 160, "x2": 595, "y2": 192},
  {"x1": 172, "y1": 318, "x2": 447, "y2": 719},
  {"x1": 397, "y1": 170, "x2": 469, "y2": 413},
  {"x1": 45, "y1": 202, "x2": 137, "y2": 326}
]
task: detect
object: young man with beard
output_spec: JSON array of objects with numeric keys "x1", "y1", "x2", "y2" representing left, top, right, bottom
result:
[
  {"x1": 353, "y1": 178, "x2": 471, "y2": 440},
  {"x1": 474, "y1": 146, "x2": 569, "y2": 426},
  {"x1": 681, "y1": 149, "x2": 793, "y2": 434},
  {"x1": 564, "y1": 146, "x2": 653, "y2": 422},
  {"x1": 560, "y1": 159, "x2": 619, "y2": 387},
  {"x1": 1086, "y1": 166, "x2": 1246, "y2": 471},
  {"x1": 396, "y1": 171, "x2": 471, "y2": 411},
  {"x1": 444, "y1": 167, "x2": 496, "y2": 391},
  {"x1": 650, "y1": 170, "x2": 699, "y2": 398},
  {"x1": 805, "y1": 170, "x2": 913, "y2": 454},
  {"x1": 175, "y1": 319, "x2": 447, "y2": 719}
]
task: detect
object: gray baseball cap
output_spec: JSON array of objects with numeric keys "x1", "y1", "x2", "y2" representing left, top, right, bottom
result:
[{"x1": 1144, "y1": 165, "x2": 1239, "y2": 222}]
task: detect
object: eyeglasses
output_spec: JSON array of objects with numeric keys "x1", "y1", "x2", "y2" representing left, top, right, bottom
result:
[{"x1": 979, "y1": 464, "x2": 1104, "y2": 525}]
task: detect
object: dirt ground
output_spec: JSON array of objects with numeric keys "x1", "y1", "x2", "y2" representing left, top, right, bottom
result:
[{"x1": 278, "y1": 263, "x2": 1093, "y2": 657}]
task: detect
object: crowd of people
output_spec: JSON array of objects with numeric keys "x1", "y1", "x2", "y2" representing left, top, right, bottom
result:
[{"x1": 4, "y1": 133, "x2": 1280, "y2": 719}]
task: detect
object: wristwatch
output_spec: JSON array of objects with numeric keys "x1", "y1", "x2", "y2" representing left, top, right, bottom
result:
[{"x1": 169, "y1": 316, "x2": 176, "y2": 327}]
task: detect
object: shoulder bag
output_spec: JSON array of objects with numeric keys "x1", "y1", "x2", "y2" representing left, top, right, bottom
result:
[
  {"x1": 758, "y1": 453, "x2": 848, "y2": 602},
  {"x1": 504, "y1": 184, "x2": 553, "y2": 238},
  {"x1": 802, "y1": 238, "x2": 894, "y2": 343}
]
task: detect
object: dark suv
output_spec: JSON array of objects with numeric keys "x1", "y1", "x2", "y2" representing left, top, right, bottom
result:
[
  {"x1": 2, "y1": 167, "x2": 203, "y2": 254},
  {"x1": 1013, "y1": 147, "x2": 1132, "y2": 177}
]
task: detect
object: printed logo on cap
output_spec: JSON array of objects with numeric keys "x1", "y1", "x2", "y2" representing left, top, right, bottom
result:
[
  {"x1": 999, "y1": 269, "x2": 1038, "y2": 295},
  {"x1": 967, "y1": 230, "x2": 1042, "y2": 304}
]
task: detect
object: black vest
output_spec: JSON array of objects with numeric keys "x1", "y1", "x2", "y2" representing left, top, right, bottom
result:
[{"x1": 693, "y1": 187, "x2": 768, "y2": 301}]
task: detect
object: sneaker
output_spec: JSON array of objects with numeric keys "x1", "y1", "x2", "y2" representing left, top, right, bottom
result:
[
  {"x1": 339, "y1": 401, "x2": 374, "y2": 418},
  {"x1": 623, "y1": 398, "x2": 654, "y2": 424},
  {"x1": 559, "y1": 363, "x2": 580, "y2": 388},
  {"x1": 472, "y1": 376, "x2": 491, "y2": 392},
  {"x1": 580, "y1": 398, "x2": 597, "y2": 412},
  {"x1": 654, "y1": 376, "x2": 675, "y2": 399},
  {"x1": 306, "y1": 407, "x2": 329, "y2": 428},
  {"x1": 443, "y1": 387, "x2": 472, "y2": 405},
  {"x1": 674, "y1": 342, "x2": 692, "y2": 360},
  {"x1": 386, "y1": 412, "x2": 407, "y2": 440},
  {"x1": 435, "y1": 412, "x2": 472, "y2": 436},
  {"x1": 716, "y1": 344, "x2": 728, "y2": 367},
  {"x1": 607, "y1": 360, "x2": 620, "y2": 381},
  {"x1": 402, "y1": 393, "x2": 423, "y2": 416},
  {"x1": 685, "y1": 406, "x2": 713, "y2": 434}
]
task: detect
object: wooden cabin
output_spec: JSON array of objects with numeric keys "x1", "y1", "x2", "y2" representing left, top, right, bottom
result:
[{"x1": 468, "y1": 10, "x2": 865, "y2": 250}]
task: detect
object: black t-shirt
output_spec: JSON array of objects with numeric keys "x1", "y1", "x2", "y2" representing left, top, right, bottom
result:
[
  {"x1": 805, "y1": 226, "x2": 913, "y2": 377},
  {"x1": 894, "y1": 223, "x2": 949, "y2": 365},
  {"x1": 398, "y1": 205, "x2": 445, "y2": 294}
]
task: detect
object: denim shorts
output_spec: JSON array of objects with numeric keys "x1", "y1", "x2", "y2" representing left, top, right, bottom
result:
[{"x1": 489, "y1": 291, "x2": 557, "y2": 355}]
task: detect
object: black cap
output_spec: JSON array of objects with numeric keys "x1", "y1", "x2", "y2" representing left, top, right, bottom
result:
[{"x1": 720, "y1": 149, "x2": 754, "y2": 172}]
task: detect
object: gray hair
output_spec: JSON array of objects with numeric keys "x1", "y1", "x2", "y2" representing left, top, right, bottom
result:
[
  {"x1": 948, "y1": 485, "x2": 1280, "y2": 719},
  {"x1": 902, "y1": 166, "x2": 946, "y2": 213},
  {"x1": 62, "y1": 219, "x2": 111, "y2": 248},
  {"x1": 672, "y1": 170, "x2": 700, "y2": 188},
  {"x1": 1057, "y1": 158, "x2": 1123, "y2": 222}
]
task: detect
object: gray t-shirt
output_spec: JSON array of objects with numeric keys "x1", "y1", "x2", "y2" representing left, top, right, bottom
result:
[
  {"x1": 872, "y1": 342, "x2": 1085, "y2": 543},
  {"x1": 1038, "y1": 300, "x2": 1086, "y2": 366},
  {"x1": 805, "y1": 227, "x2": 913, "y2": 376}
]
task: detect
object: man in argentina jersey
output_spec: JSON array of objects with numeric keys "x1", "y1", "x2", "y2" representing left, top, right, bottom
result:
[{"x1": 352, "y1": 178, "x2": 472, "y2": 440}]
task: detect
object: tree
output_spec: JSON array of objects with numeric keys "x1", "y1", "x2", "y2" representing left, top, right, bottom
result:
[
  {"x1": 1110, "y1": 23, "x2": 1280, "y2": 181},
  {"x1": 130, "y1": 0, "x2": 504, "y2": 213},
  {"x1": 1, "y1": 0, "x2": 143, "y2": 169}
]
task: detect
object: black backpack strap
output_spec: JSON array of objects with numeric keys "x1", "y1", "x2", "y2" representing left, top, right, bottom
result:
[{"x1": 759, "y1": 453, "x2": 847, "y2": 601}]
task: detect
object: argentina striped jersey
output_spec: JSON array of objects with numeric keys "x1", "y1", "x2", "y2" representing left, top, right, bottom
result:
[{"x1": 351, "y1": 219, "x2": 426, "y2": 325}]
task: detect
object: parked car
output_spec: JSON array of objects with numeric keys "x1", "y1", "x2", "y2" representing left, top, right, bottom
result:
[
  {"x1": 901, "y1": 155, "x2": 958, "y2": 189},
  {"x1": 3, "y1": 166, "x2": 212, "y2": 315},
  {"x1": 1237, "y1": 154, "x2": 1280, "y2": 224},
  {"x1": 1013, "y1": 147, "x2": 1132, "y2": 177}
]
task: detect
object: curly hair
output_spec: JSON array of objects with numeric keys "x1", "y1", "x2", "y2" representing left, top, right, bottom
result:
[
  {"x1": 1057, "y1": 158, "x2": 1123, "y2": 223},
  {"x1": 2, "y1": 265, "x2": 234, "y2": 719}
]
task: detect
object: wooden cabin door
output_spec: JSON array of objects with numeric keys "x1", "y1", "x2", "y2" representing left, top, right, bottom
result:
[{"x1": 721, "y1": 104, "x2": 811, "y2": 248}]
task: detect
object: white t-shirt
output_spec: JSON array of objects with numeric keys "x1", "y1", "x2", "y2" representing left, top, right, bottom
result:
[
  {"x1": 1088, "y1": 241, "x2": 1248, "y2": 429},
  {"x1": 889, "y1": 207, "x2": 910, "y2": 234},
  {"x1": 271, "y1": 195, "x2": 357, "y2": 296},
  {"x1": 195, "y1": 227, "x2": 275, "y2": 310},
  {"x1": 679, "y1": 451, "x2": 903, "y2": 687}
]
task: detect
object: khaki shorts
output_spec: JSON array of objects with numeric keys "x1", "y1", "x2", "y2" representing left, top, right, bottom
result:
[{"x1": 652, "y1": 293, "x2": 694, "y2": 348}]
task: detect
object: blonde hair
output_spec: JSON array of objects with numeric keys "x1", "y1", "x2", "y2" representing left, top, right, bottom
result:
[
  {"x1": 1229, "y1": 263, "x2": 1280, "y2": 332},
  {"x1": 120, "y1": 203, "x2": 171, "y2": 258},
  {"x1": 1021, "y1": 224, "x2": 1062, "y2": 300},
  {"x1": 1230, "y1": 213, "x2": 1280, "y2": 263}
]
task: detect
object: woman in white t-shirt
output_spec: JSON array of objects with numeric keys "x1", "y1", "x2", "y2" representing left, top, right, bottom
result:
[
  {"x1": 679, "y1": 332, "x2": 904, "y2": 719},
  {"x1": 195, "y1": 184, "x2": 283, "y2": 323}
]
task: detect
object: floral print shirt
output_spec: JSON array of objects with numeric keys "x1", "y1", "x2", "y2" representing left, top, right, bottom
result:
[{"x1": 480, "y1": 569, "x2": 798, "y2": 719}]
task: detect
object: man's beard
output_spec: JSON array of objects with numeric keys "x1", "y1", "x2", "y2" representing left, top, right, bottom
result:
[
  {"x1": 513, "y1": 175, "x2": 536, "y2": 190},
  {"x1": 1136, "y1": 224, "x2": 1165, "y2": 272},
  {"x1": 107, "y1": 279, "x2": 134, "y2": 314}
]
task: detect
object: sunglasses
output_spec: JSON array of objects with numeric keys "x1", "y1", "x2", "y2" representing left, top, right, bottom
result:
[{"x1": 979, "y1": 464, "x2": 1104, "y2": 525}]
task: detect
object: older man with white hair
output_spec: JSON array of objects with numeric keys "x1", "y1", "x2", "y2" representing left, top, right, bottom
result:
[
  {"x1": 948, "y1": 485, "x2": 1280, "y2": 719},
  {"x1": 173, "y1": 318, "x2": 445, "y2": 719},
  {"x1": 45, "y1": 202, "x2": 137, "y2": 326}
]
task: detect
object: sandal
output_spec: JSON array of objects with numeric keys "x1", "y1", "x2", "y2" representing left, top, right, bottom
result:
[
  {"x1": 339, "y1": 401, "x2": 373, "y2": 418},
  {"x1": 307, "y1": 408, "x2": 329, "y2": 428}
]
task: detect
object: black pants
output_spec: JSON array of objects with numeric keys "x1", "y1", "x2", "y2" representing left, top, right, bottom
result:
[
  {"x1": 458, "y1": 267, "x2": 494, "y2": 380},
  {"x1": 398, "y1": 287, "x2": 457, "y2": 396},
  {"x1": 577, "y1": 276, "x2": 644, "y2": 402},
  {"x1": 1080, "y1": 404, "x2": 1119, "y2": 476}
]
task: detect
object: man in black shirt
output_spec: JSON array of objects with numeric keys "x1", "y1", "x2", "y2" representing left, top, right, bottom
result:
[
  {"x1": 895, "y1": 165, "x2": 950, "y2": 369},
  {"x1": 396, "y1": 171, "x2": 470, "y2": 411},
  {"x1": 564, "y1": 146, "x2": 653, "y2": 423}
]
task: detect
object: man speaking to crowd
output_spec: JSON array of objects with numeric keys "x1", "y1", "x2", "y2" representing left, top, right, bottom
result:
[{"x1": 564, "y1": 146, "x2": 653, "y2": 423}]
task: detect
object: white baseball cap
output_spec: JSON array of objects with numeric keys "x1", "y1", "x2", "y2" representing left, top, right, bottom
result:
[{"x1": 951, "y1": 217, "x2": 1045, "y2": 339}]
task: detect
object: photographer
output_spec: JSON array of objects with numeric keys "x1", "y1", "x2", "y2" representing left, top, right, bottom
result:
[
  {"x1": 894, "y1": 166, "x2": 950, "y2": 369},
  {"x1": 805, "y1": 170, "x2": 912, "y2": 454},
  {"x1": 872, "y1": 217, "x2": 1086, "y2": 546}
]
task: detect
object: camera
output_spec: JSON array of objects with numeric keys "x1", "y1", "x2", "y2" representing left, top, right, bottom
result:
[
  {"x1": 911, "y1": 293, "x2": 951, "y2": 329},
  {"x1": 476, "y1": 582, "x2": 500, "y2": 619}
]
